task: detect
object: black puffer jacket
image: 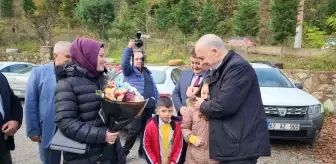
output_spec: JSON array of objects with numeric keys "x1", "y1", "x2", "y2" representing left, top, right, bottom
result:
[{"x1": 55, "y1": 61, "x2": 125, "y2": 164}]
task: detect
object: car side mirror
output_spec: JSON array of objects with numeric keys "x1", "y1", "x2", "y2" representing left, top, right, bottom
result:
[{"x1": 295, "y1": 83, "x2": 303, "y2": 89}]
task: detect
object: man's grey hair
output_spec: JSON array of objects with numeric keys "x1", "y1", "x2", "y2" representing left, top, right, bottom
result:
[
  {"x1": 196, "y1": 34, "x2": 226, "y2": 50},
  {"x1": 53, "y1": 41, "x2": 71, "y2": 55}
]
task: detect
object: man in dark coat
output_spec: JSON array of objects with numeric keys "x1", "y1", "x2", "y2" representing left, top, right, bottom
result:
[
  {"x1": 0, "y1": 72, "x2": 23, "y2": 164},
  {"x1": 192, "y1": 34, "x2": 271, "y2": 164}
]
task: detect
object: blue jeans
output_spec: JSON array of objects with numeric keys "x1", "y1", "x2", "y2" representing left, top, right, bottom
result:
[{"x1": 38, "y1": 144, "x2": 61, "y2": 164}]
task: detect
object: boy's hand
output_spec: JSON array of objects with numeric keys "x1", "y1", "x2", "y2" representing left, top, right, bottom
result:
[{"x1": 194, "y1": 137, "x2": 204, "y2": 147}]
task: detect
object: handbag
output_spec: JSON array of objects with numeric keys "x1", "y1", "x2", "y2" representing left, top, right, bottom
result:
[{"x1": 50, "y1": 115, "x2": 99, "y2": 154}]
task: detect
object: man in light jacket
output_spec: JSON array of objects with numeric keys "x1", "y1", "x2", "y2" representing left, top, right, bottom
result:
[
  {"x1": 121, "y1": 40, "x2": 159, "y2": 157},
  {"x1": 25, "y1": 41, "x2": 71, "y2": 164}
]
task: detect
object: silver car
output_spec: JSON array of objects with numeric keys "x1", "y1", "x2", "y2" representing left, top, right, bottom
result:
[
  {"x1": 0, "y1": 61, "x2": 36, "y2": 75},
  {"x1": 5, "y1": 66, "x2": 36, "y2": 99}
]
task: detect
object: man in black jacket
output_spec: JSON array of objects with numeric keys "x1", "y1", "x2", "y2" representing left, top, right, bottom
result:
[
  {"x1": 0, "y1": 72, "x2": 23, "y2": 164},
  {"x1": 191, "y1": 34, "x2": 271, "y2": 164}
]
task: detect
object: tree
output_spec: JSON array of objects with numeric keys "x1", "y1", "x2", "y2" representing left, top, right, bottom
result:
[
  {"x1": 155, "y1": 0, "x2": 174, "y2": 33},
  {"x1": 109, "y1": 0, "x2": 136, "y2": 40},
  {"x1": 21, "y1": 0, "x2": 60, "y2": 45},
  {"x1": 75, "y1": 0, "x2": 115, "y2": 40},
  {"x1": 21, "y1": 0, "x2": 36, "y2": 15},
  {"x1": 176, "y1": 0, "x2": 196, "y2": 36},
  {"x1": 134, "y1": 0, "x2": 149, "y2": 33},
  {"x1": 198, "y1": 1, "x2": 218, "y2": 35},
  {"x1": 258, "y1": 0, "x2": 271, "y2": 44},
  {"x1": 234, "y1": 0, "x2": 260, "y2": 37},
  {"x1": 326, "y1": 14, "x2": 336, "y2": 32},
  {"x1": 271, "y1": 0, "x2": 299, "y2": 56},
  {"x1": 213, "y1": 0, "x2": 237, "y2": 36},
  {"x1": 60, "y1": 0, "x2": 79, "y2": 39},
  {"x1": 326, "y1": 0, "x2": 336, "y2": 16},
  {"x1": 0, "y1": 0, "x2": 14, "y2": 18},
  {"x1": 176, "y1": 0, "x2": 196, "y2": 54}
]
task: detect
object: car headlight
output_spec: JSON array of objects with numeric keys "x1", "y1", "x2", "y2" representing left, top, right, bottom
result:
[{"x1": 308, "y1": 105, "x2": 322, "y2": 118}]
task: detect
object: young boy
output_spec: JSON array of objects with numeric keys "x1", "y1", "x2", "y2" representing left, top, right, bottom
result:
[{"x1": 143, "y1": 95, "x2": 184, "y2": 164}]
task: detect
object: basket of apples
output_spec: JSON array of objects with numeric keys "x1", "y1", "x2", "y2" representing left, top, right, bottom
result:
[{"x1": 96, "y1": 80, "x2": 148, "y2": 131}]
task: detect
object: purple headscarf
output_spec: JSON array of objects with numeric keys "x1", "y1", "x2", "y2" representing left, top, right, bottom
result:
[{"x1": 70, "y1": 38, "x2": 104, "y2": 77}]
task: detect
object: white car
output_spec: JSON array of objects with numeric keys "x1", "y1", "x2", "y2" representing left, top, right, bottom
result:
[
  {"x1": 111, "y1": 66, "x2": 183, "y2": 116},
  {"x1": 251, "y1": 62, "x2": 324, "y2": 145},
  {"x1": 0, "y1": 61, "x2": 36, "y2": 75},
  {"x1": 111, "y1": 66, "x2": 182, "y2": 95},
  {"x1": 5, "y1": 66, "x2": 36, "y2": 99}
]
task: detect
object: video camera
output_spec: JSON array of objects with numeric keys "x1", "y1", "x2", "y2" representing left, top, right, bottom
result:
[{"x1": 135, "y1": 31, "x2": 143, "y2": 48}]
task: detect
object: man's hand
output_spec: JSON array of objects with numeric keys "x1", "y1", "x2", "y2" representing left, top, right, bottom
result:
[
  {"x1": 179, "y1": 106, "x2": 187, "y2": 116},
  {"x1": 194, "y1": 137, "x2": 204, "y2": 147},
  {"x1": 1, "y1": 120, "x2": 19, "y2": 136},
  {"x1": 29, "y1": 136, "x2": 41, "y2": 143},
  {"x1": 128, "y1": 40, "x2": 135, "y2": 48},
  {"x1": 194, "y1": 97, "x2": 205, "y2": 109},
  {"x1": 186, "y1": 86, "x2": 199, "y2": 98}
]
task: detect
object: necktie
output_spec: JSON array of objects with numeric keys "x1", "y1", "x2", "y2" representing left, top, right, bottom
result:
[{"x1": 193, "y1": 75, "x2": 201, "y2": 87}]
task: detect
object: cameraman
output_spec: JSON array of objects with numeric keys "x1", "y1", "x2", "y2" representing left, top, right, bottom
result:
[{"x1": 121, "y1": 40, "x2": 159, "y2": 157}]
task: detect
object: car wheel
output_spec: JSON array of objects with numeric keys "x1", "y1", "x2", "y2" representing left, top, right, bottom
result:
[{"x1": 307, "y1": 131, "x2": 321, "y2": 148}]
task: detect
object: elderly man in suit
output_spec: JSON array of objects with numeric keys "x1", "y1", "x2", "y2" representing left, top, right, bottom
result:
[
  {"x1": 0, "y1": 73, "x2": 23, "y2": 164},
  {"x1": 25, "y1": 41, "x2": 71, "y2": 164},
  {"x1": 172, "y1": 48, "x2": 208, "y2": 116},
  {"x1": 192, "y1": 34, "x2": 270, "y2": 164}
]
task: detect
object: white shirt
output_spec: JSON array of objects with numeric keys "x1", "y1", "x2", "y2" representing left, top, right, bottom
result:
[
  {"x1": 159, "y1": 117, "x2": 172, "y2": 126},
  {"x1": 0, "y1": 95, "x2": 4, "y2": 119}
]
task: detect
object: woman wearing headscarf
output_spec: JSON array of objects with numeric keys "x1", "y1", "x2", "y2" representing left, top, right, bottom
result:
[{"x1": 54, "y1": 38, "x2": 125, "y2": 164}]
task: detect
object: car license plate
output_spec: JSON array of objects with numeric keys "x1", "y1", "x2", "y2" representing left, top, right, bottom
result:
[{"x1": 267, "y1": 122, "x2": 300, "y2": 131}]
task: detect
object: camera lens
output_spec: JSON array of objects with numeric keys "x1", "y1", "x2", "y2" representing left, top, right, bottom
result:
[{"x1": 135, "y1": 40, "x2": 143, "y2": 48}]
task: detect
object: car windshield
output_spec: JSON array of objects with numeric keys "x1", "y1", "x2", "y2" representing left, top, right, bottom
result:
[
  {"x1": 18, "y1": 66, "x2": 35, "y2": 74},
  {"x1": 254, "y1": 68, "x2": 294, "y2": 88},
  {"x1": 114, "y1": 70, "x2": 166, "y2": 84},
  {"x1": 151, "y1": 70, "x2": 166, "y2": 84}
]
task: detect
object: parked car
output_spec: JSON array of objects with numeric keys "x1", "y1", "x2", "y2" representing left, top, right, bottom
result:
[
  {"x1": 0, "y1": 61, "x2": 36, "y2": 75},
  {"x1": 226, "y1": 37, "x2": 257, "y2": 47},
  {"x1": 5, "y1": 66, "x2": 37, "y2": 99},
  {"x1": 251, "y1": 62, "x2": 324, "y2": 146},
  {"x1": 111, "y1": 65, "x2": 183, "y2": 116}
]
